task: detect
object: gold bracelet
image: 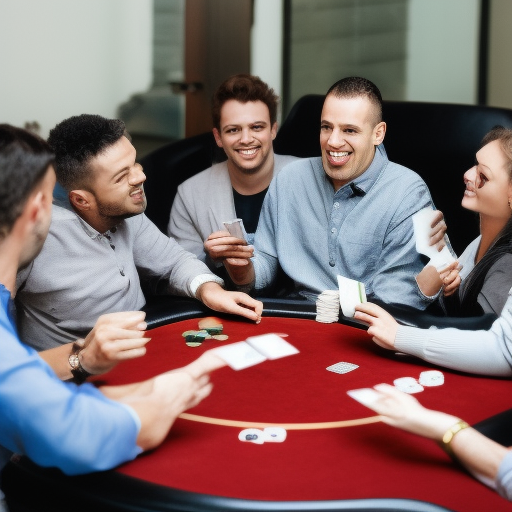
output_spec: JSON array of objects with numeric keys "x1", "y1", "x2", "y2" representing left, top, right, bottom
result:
[{"x1": 440, "y1": 420, "x2": 470, "y2": 457}]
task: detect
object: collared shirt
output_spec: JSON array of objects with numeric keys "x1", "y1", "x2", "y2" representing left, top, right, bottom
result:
[
  {"x1": 252, "y1": 145, "x2": 435, "y2": 310},
  {"x1": 0, "y1": 284, "x2": 141, "y2": 476},
  {"x1": 16, "y1": 206, "x2": 221, "y2": 350}
]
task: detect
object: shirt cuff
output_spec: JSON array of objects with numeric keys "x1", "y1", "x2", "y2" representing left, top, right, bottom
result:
[
  {"x1": 394, "y1": 325, "x2": 432, "y2": 359},
  {"x1": 190, "y1": 274, "x2": 225, "y2": 296},
  {"x1": 496, "y1": 450, "x2": 512, "y2": 500}
]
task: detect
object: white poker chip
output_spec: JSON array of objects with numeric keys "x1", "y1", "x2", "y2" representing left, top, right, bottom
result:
[
  {"x1": 393, "y1": 377, "x2": 424, "y2": 394},
  {"x1": 238, "y1": 428, "x2": 264, "y2": 444},
  {"x1": 263, "y1": 427, "x2": 287, "y2": 443},
  {"x1": 419, "y1": 370, "x2": 444, "y2": 387}
]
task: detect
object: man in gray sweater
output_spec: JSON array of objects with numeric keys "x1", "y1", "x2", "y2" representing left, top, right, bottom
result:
[
  {"x1": 16, "y1": 114, "x2": 262, "y2": 351},
  {"x1": 168, "y1": 74, "x2": 298, "y2": 274}
]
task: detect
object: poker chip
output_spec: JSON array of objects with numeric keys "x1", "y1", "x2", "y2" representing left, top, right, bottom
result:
[
  {"x1": 185, "y1": 331, "x2": 209, "y2": 347},
  {"x1": 238, "y1": 427, "x2": 287, "y2": 444},
  {"x1": 198, "y1": 317, "x2": 223, "y2": 330},
  {"x1": 211, "y1": 334, "x2": 229, "y2": 341},
  {"x1": 238, "y1": 428, "x2": 264, "y2": 444},
  {"x1": 183, "y1": 317, "x2": 229, "y2": 347},
  {"x1": 419, "y1": 370, "x2": 444, "y2": 387},
  {"x1": 393, "y1": 377, "x2": 424, "y2": 394},
  {"x1": 315, "y1": 290, "x2": 340, "y2": 323}
]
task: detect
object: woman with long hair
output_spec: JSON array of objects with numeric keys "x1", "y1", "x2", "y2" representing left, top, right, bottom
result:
[{"x1": 417, "y1": 125, "x2": 512, "y2": 316}]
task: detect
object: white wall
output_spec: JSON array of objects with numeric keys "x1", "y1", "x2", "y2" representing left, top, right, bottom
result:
[
  {"x1": 406, "y1": 0, "x2": 480, "y2": 104},
  {"x1": 0, "y1": 0, "x2": 152, "y2": 137},
  {"x1": 251, "y1": 0, "x2": 284, "y2": 119},
  {"x1": 488, "y1": 0, "x2": 512, "y2": 109}
]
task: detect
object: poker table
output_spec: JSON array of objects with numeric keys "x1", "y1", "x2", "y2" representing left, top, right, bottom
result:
[{"x1": 3, "y1": 305, "x2": 512, "y2": 512}]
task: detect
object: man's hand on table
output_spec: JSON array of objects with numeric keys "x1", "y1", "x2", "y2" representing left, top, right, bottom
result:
[
  {"x1": 354, "y1": 302, "x2": 398, "y2": 350},
  {"x1": 196, "y1": 281, "x2": 262, "y2": 323},
  {"x1": 102, "y1": 348, "x2": 227, "y2": 451}
]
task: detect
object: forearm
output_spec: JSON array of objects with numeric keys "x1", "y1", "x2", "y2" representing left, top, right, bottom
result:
[
  {"x1": 39, "y1": 344, "x2": 74, "y2": 380},
  {"x1": 415, "y1": 265, "x2": 443, "y2": 297},
  {"x1": 224, "y1": 260, "x2": 255, "y2": 286},
  {"x1": 395, "y1": 324, "x2": 512, "y2": 376},
  {"x1": 449, "y1": 427, "x2": 509, "y2": 483}
]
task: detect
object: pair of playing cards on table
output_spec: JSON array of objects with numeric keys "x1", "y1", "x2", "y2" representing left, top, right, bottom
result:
[{"x1": 214, "y1": 334, "x2": 299, "y2": 370}]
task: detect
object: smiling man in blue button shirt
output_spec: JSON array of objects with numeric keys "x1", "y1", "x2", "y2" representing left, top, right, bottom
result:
[{"x1": 205, "y1": 77, "x2": 436, "y2": 310}]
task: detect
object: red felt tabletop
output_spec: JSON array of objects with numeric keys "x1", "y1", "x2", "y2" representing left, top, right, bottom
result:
[{"x1": 96, "y1": 317, "x2": 512, "y2": 512}]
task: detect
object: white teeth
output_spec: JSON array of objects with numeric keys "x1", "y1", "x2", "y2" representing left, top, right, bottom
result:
[
  {"x1": 239, "y1": 149, "x2": 258, "y2": 155},
  {"x1": 329, "y1": 151, "x2": 349, "y2": 157}
]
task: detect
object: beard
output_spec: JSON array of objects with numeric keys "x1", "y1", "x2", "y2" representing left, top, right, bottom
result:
[{"x1": 95, "y1": 194, "x2": 147, "y2": 227}]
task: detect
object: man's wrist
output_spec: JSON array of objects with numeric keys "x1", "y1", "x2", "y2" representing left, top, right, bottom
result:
[
  {"x1": 190, "y1": 274, "x2": 224, "y2": 297},
  {"x1": 68, "y1": 342, "x2": 92, "y2": 384}
]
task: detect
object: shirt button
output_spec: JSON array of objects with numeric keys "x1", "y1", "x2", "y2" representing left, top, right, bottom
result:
[
  {"x1": 329, "y1": 260, "x2": 335, "y2": 267},
  {"x1": 110, "y1": 244, "x2": 115, "y2": 250},
  {"x1": 333, "y1": 202, "x2": 339, "y2": 209},
  {"x1": 120, "y1": 270, "x2": 125, "y2": 276},
  {"x1": 331, "y1": 228, "x2": 336, "y2": 234}
]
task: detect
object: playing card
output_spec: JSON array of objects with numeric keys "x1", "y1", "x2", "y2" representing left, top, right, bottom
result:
[
  {"x1": 346, "y1": 388, "x2": 381, "y2": 407},
  {"x1": 419, "y1": 370, "x2": 444, "y2": 387},
  {"x1": 393, "y1": 377, "x2": 424, "y2": 394},
  {"x1": 337, "y1": 275, "x2": 367, "y2": 318},
  {"x1": 245, "y1": 334, "x2": 299, "y2": 360},
  {"x1": 223, "y1": 218, "x2": 248, "y2": 241},
  {"x1": 326, "y1": 362, "x2": 359, "y2": 374},
  {"x1": 214, "y1": 341, "x2": 267, "y2": 370},
  {"x1": 412, "y1": 208, "x2": 456, "y2": 271}
]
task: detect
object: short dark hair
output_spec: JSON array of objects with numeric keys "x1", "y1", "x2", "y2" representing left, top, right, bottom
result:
[
  {"x1": 325, "y1": 77, "x2": 383, "y2": 125},
  {"x1": 0, "y1": 124, "x2": 54, "y2": 239},
  {"x1": 47, "y1": 114, "x2": 126, "y2": 191},
  {"x1": 212, "y1": 74, "x2": 279, "y2": 130}
]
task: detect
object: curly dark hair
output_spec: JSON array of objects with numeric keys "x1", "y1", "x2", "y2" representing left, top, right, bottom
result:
[
  {"x1": 0, "y1": 124, "x2": 54, "y2": 239},
  {"x1": 212, "y1": 74, "x2": 279, "y2": 130},
  {"x1": 47, "y1": 114, "x2": 126, "y2": 191},
  {"x1": 326, "y1": 77, "x2": 383, "y2": 125}
]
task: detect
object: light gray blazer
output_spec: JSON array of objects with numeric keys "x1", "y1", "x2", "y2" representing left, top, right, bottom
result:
[{"x1": 168, "y1": 153, "x2": 299, "y2": 270}]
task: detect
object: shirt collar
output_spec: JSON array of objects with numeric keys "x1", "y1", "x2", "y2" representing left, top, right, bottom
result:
[{"x1": 73, "y1": 212, "x2": 120, "y2": 240}]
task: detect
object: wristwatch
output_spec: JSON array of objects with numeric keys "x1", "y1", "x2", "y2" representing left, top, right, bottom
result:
[{"x1": 68, "y1": 344, "x2": 91, "y2": 384}]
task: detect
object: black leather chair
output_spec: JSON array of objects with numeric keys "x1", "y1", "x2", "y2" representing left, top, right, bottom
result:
[
  {"x1": 139, "y1": 131, "x2": 226, "y2": 234},
  {"x1": 139, "y1": 97, "x2": 512, "y2": 329},
  {"x1": 274, "y1": 95, "x2": 512, "y2": 254}
]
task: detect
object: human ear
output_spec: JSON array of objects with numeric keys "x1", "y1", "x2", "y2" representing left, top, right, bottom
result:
[
  {"x1": 271, "y1": 122, "x2": 278, "y2": 140},
  {"x1": 69, "y1": 190, "x2": 91, "y2": 212},
  {"x1": 373, "y1": 121, "x2": 386, "y2": 145},
  {"x1": 212, "y1": 128, "x2": 223, "y2": 148}
]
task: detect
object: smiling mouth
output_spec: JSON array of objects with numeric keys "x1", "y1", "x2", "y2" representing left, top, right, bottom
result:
[
  {"x1": 130, "y1": 189, "x2": 145, "y2": 200},
  {"x1": 236, "y1": 148, "x2": 259, "y2": 156},
  {"x1": 327, "y1": 150, "x2": 350, "y2": 164}
]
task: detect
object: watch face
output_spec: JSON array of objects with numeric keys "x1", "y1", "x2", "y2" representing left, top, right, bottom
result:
[{"x1": 69, "y1": 353, "x2": 80, "y2": 371}]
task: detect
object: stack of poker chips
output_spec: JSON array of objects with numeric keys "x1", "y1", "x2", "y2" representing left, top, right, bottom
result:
[
  {"x1": 315, "y1": 290, "x2": 340, "y2": 323},
  {"x1": 182, "y1": 317, "x2": 229, "y2": 347}
]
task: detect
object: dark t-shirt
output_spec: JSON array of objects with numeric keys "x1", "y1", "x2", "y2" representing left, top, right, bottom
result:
[{"x1": 232, "y1": 187, "x2": 269, "y2": 234}]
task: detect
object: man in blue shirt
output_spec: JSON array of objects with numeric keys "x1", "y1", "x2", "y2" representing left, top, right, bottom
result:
[
  {"x1": 206, "y1": 77, "x2": 437, "y2": 310},
  {"x1": 0, "y1": 125, "x2": 226, "y2": 503}
]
